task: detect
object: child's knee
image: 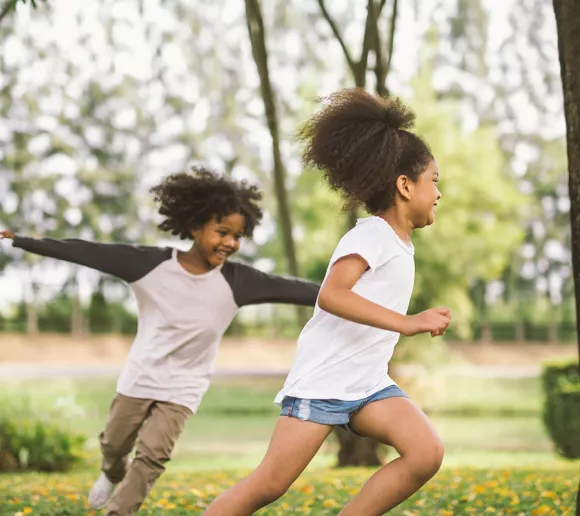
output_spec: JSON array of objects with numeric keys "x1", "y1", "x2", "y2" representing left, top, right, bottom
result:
[
  {"x1": 410, "y1": 437, "x2": 444, "y2": 481},
  {"x1": 253, "y1": 475, "x2": 291, "y2": 505},
  {"x1": 100, "y1": 433, "x2": 133, "y2": 458}
]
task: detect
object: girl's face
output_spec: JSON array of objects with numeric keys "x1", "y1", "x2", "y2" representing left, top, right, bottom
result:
[
  {"x1": 407, "y1": 159, "x2": 441, "y2": 229},
  {"x1": 191, "y1": 213, "x2": 245, "y2": 268}
]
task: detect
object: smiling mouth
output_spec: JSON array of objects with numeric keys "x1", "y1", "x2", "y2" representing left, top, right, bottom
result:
[{"x1": 215, "y1": 249, "x2": 231, "y2": 259}]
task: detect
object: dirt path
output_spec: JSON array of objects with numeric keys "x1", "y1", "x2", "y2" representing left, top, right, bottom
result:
[{"x1": 0, "y1": 333, "x2": 576, "y2": 379}]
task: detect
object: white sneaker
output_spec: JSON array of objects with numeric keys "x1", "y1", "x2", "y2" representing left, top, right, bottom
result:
[{"x1": 88, "y1": 472, "x2": 117, "y2": 509}]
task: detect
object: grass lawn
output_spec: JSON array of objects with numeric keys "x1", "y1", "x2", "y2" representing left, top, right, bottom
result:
[
  {"x1": 0, "y1": 374, "x2": 555, "y2": 463},
  {"x1": 2, "y1": 465, "x2": 578, "y2": 515},
  {"x1": 1, "y1": 374, "x2": 578, "y2": 514}
]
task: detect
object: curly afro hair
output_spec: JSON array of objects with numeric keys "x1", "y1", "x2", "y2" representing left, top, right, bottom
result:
[
  {"x1": 298, "y1": 88, "x2": 433, "y2": 214},
  {"x1": 150, "y1": 166, "x2": 263, "y2": 239}
]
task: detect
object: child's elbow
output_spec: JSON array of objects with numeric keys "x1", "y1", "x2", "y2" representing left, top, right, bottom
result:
[{"x1": 317, "y1": 288, "x2": 333, "y2": 312}]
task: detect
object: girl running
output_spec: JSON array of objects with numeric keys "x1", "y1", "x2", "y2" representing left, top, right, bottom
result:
[
  {"x1": 0, "y1": 166, "x2": 319, "y2": 516},
  {"x1": 204, "y1": 89, "x2": 451, "y2": 516}
]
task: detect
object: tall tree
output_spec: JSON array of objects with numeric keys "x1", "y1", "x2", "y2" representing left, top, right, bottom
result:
[
  {"x1": 551, "y1": 1, "x2": 580, "y2": 512},
  {"x1": 316, "y1": 0, "x2": 400, "y2": 467},
  {"x1": 244, "y1": 0, "x2": 304, "y2": 323}
]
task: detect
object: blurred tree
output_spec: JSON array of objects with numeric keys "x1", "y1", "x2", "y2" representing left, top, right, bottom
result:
[
  {"x1": 427, "y1": 0, "x2": 572, "y2": 333},
  {"x1": 310, "y1": 0, "x2": 401, "y2": 467},
  {"x1": 244, "y1": 0, "x2": 305, "y2": 324},
  {"x1": 409, "y1": 74, "x2": 526, "y2": 337}
]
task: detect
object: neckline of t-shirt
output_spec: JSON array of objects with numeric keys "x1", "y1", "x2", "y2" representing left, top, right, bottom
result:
[
  {"x1": 363, "y1": 216, "x2": 415, "y2": 255},
  {"x1": 171, "y1": 248, "x2": 223, "y2": 278}
]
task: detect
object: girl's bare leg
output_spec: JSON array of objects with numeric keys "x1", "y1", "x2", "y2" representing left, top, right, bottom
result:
[
  {"x1": 339, "y1": 397, "x2": 444, "y2": 516},
  {"x1": 204, "y1": 416, "x2": 332, "y2": 516}
]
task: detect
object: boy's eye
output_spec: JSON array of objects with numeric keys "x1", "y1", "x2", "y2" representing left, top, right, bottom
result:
[{"x1": 217, "y1": 230, "x2": 227, "y2": 236}]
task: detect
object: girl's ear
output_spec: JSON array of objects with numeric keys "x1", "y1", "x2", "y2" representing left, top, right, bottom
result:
[{"x1": 395, "y1": 175, "x2": 412, "y2": 200}]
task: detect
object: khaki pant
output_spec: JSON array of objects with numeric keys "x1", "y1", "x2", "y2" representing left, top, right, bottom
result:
[{"x1": 99, "y1": 393, "x2": 191, "y2": 516}]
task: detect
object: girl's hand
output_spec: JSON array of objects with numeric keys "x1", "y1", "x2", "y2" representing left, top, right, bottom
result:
[
  {"x1": 0, "y1": 230, "x2": 15, "y2": 240},
  {"x1": 402, "y1": 307, "x2": 451, "y2": 337}
]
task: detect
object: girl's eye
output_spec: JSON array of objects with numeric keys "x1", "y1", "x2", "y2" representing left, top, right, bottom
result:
[{"x1": 218, "y1": 231, "x2": 227, "y2": 236}]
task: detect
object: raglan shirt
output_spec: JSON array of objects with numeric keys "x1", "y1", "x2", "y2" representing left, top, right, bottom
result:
[
  {"x1": 274, "y1": 216, "x2": 416, "y2": 404},
  {"x1": 11, "y1": 236, "x2": 320, "y2": 413}
]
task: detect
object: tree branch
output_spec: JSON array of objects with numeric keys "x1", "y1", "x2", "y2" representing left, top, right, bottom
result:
[
  {"x1": 369, "y1": 0, "x2": 384, "y2": 94},
  {"x1": 0, "y1": 1, "x2": 15, "y2": 24},
  {"x1": 385, "y1": 0, "x2": 398, "y2": 79},
  {"x1": 317, "y1": 0, "x2": 357, "y2": 74}
]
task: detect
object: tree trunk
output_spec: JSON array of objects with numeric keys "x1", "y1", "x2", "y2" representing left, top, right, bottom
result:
[
  {"x1": 0, "y1": 1, "x2": 14, "y2": 24},
  {"x1": 552, "y1": 1, "x2": 580, "y2": 513},
  {"x1": 244, "y1": 0, "x2": 306, "y2": 325},
  {"x1": 336, "y1": 430, "x2": 383, "y2": 467},
  {"x1": 26, "y1": 281, "x2": 38, "y2": 335},
  {"x1": 553, "y1": 0, "x2": 580, "y2": 365},
  {"x1": 515, "y1": 322, "x2": 525, "y2": 342},
  {"x1": 318, "y1": 0, "x2": 398, "y2": 467},
  {"x1": 70, "y1": 276, "x2": 85, "y2": 336}
]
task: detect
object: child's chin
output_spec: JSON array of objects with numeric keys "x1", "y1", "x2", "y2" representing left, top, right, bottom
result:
[{"x1": 210, "y1": 255, "x2": 228, "y2": 266}]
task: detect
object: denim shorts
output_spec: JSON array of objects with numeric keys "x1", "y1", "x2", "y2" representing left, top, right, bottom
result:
[{"x1": 279, "y1": 384, "x2": 408, "y2": 435}]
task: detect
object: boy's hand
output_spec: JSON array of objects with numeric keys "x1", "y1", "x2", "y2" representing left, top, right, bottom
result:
[
  {"x1": 401, "y1": 307, "x2": 451, "y2": 337},
  {"x1": 0, "y1": 230, "x2": 15, "y2": 240}
]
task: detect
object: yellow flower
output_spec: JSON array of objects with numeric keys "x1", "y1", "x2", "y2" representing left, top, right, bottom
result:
[
  {"x1": 23, "y1": 509, "x2": 32, "y2": 515},
  {"x1": 439, "y1": 510, "x2": 454, "y2": 516},
  {"x1": 541, "y1": 491, "x2": 558, "y2": 499},
  {"x1": 323, "y1": 499, "x2": 338, "y2": 508},
  {"x1": 532, "y1": 505, "x2": 554, "y2": 515}
]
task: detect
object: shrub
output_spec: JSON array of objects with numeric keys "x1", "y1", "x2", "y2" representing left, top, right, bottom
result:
[
  {"x1": 0, "y1": 395, "x2": 88, "y2": 473},
  {"x1": 542, "y1": 360, "x2": 580, "y2": 459}
]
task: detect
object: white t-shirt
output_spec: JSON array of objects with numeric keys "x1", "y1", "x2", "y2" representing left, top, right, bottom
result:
[{"x1": 275, "y1": 216, "x2": 415, "y2": 403}]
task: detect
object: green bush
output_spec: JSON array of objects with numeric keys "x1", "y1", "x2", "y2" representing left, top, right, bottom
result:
[
  {"x1": 0, "y1": 396, "x2": 88, "y2": 473},
  {"x1": 542, "y1": 360, "x2": 580, "y2": 459}
]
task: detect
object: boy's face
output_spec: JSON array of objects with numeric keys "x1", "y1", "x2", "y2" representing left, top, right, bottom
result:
[
  {"x1": 408, "y1": 159, "x2": 441, "y2": 228},
  {"x1": 191, "y1": 213, "x2": 245, "y2": 268}
]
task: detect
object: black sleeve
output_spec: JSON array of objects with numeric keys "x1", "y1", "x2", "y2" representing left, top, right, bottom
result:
[
  {"x1": 221, "y1": 260, "x2": 320, "y2": 307},
  {"x1": 12, "y1": 236, "x2": 172, "y2": 283}
]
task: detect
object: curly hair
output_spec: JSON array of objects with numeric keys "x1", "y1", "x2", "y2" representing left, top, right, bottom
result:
[
  {"x1": 150, "y1": 166, "x2": 263, "y2": 239},
  {"x1": 298, "y1": 88, "x2": 433, "y2": 214}
]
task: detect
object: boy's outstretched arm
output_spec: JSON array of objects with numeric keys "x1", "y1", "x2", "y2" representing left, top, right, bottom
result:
[
  {"x1": 221, "y1": 260, "x2": 320, "y2": 307},
  {"x1": 1, "y1": 229, "x2": 169, "y2": 284}
]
